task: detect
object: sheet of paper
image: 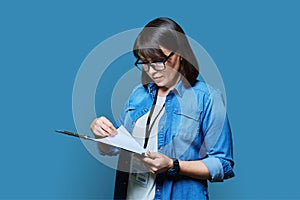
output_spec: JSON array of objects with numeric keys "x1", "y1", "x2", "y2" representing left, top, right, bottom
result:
[{"x1": 93, "y1": 125, "x2": 146, "y2": 155}]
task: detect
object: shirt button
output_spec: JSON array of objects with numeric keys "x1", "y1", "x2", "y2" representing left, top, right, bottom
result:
[
  {"x1": 159, "y1": 125, "x2": 163, "y2": 130},
  {"x1": 156, "y1": 189, "x2": 160, "y2": 192},
  {"x1": 159, "y1": 147, "x2": 163, "y2": 151}
]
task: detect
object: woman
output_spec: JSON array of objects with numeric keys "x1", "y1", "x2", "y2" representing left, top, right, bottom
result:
[{"x1": 91, "y1": 17, "x2": 234, "y2": 200}]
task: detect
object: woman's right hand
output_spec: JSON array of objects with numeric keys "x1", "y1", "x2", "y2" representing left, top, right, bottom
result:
[{"x1": 90, "y1": 116, "x2": 117, "y2": 138}]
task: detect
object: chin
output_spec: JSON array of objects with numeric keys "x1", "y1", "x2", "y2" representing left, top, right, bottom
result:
[{"x1": 155, "y1": 82, "x2": 166, "y2": 87}]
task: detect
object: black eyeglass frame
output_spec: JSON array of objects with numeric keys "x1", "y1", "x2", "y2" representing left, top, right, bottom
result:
[{"x1": 134, "y1": 52, "x2": 175, "y2": 72}]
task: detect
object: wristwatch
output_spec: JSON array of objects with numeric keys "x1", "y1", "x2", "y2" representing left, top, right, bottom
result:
[{"x1": 167, "y1": 158, "x2": 180, "y2": 178}]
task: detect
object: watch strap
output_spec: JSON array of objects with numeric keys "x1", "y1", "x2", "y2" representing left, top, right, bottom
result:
[{"x1": 167, "y1": 158, "x2": 180, "y2": 179}]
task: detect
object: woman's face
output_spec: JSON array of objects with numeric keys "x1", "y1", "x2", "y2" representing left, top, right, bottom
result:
[{"x1": 145, "y1": 46, "x2": 181, "y2": 91}]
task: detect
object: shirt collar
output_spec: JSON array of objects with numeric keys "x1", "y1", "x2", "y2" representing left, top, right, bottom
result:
[
  {"x1": 146, "y1": 77, "x2": 185, "y2": 97},
  {"x1": 147, "y1": 82, "x2": 157, "y2": 97},
  {"x1": 173, "y1": 77, "x2": 184, "y2": 97}
]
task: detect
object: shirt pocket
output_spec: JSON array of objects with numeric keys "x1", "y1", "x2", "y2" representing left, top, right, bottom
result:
[{"x1": 173, "y1": 109, "x2": 202, "y2": 144}]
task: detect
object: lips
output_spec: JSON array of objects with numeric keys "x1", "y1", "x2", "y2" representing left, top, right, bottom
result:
[{"x1": 153, "y1": 76, "x2": 163, "y2": 80}]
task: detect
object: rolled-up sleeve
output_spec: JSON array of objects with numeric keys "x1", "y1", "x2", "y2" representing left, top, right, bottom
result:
[
  {"x1": 200, "y1": 91, "x2": 235, "y2": 182},
  {"x1": 202, "y1": 157, "x2": 224, "y2": 182}
]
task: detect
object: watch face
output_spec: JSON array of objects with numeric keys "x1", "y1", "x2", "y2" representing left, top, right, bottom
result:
[{"x1": 168, "y1": 168, "x2": 177, "y2": 177}]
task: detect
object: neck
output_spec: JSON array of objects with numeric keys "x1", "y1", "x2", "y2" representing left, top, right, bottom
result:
[
  {"x1": 158, "y1": 88, "x2": 169, "y2": 97},
  {"x1": 158, "y1": 75, "x2": 182, "y2": 97}
]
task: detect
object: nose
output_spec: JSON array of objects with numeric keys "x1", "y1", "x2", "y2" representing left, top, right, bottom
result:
[{"x1": 148, "y1": 64, "x2": 158, "y2": 74}]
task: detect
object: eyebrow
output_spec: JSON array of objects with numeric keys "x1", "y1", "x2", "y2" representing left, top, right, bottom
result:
[{"x1": 139, "y1": 54, "x2": 168, "y2": 63}]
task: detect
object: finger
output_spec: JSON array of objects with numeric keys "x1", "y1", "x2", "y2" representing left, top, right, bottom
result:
[
  {"x1": 148, "y1": 166, "x2": 158, "y2": 174},
  {"x1": 139, "y1": 156, "x2": 155, "y2": 165},
  {"x1": 94, "y1": 117, "x2": 114, "y2": 137},
  {"x1": 141, "y1": 162, "x2": 156, "y2": 174},
  {"x1": 146, "y1": 151, "x2": 160, "y2": 159},
  {"x1": 146, "y1": 150, "x2": 153, "y2": 158},
  {"x1": 98, "y1": 117, "x2": 117, "y2": 134},
  {"x1": 92, "y1": 125, "x2": 109, "y2": 138},
  {"x1": 97, "y1": 122, "x2": 115, "y2": 136},
  {"x1": 90, "y1": 120, "x2": 103, "y2": 137},
  {"x1": 94, "y1": 118, "x2": 112, "y2": 135},
  {"x1": 93, "y1": 125, "x2": 110, "y2": 138},
  {"x1": 96, "y1": 120, "x2": 117, "y2": 136}
]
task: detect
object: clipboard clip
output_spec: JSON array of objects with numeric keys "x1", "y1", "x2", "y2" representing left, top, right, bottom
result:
[{"x1": 55, "y1": 130, "x2": 94, "y2": 141}]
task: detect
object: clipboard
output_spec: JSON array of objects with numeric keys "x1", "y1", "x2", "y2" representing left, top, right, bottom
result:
[{"x1": 55, "y1": 126, "x2": 147, "y2": 156}]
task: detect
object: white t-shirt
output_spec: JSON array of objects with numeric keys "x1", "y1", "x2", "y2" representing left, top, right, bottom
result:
[{"x1": 126, "y1": 96, "x2": 166, "y2": 200}]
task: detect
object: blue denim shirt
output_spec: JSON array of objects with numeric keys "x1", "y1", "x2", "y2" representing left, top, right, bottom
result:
[{"x1": 113, "y1": 79, "x2": 234, "y2": 200}]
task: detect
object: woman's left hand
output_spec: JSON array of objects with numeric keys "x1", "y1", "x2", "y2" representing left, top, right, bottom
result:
[{"x1": 138, "y1": 151, "x2": 173, "y2": 174}]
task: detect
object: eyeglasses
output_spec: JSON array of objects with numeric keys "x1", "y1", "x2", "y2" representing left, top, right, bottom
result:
[{"x1": 134, "y1": 52, "x2": 175, "y2": 72}]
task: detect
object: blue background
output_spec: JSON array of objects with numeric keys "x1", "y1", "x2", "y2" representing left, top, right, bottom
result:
[{"x1": 1, "y1": 0, "x2": 299, "y2": 199}]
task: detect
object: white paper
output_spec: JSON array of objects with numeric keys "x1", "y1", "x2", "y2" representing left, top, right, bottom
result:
[{"x1": 93, "y1": 126, "x2": 146, "y2": 155}]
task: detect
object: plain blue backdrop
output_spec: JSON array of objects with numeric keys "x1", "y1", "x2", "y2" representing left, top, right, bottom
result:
[{"x1": 1, "y1": 0, "x2": 299, "y2": 199}]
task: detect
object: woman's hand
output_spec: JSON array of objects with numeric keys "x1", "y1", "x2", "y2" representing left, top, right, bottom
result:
[
  {"x1": 90, "y1": 116, "x2": 117, "y2": 138},
  {"x1": 138, "y1": 151, "x2": 173, "y2": 174}
]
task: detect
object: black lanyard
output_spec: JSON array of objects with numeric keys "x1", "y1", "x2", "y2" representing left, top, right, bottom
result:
[{"x1": 143, "y1": 90, "x2": 165, "y2": 149}]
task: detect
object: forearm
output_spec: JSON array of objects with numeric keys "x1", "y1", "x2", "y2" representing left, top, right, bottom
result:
[{"x1": 178, "y1": 160, "x2": 211, "y2": 180}]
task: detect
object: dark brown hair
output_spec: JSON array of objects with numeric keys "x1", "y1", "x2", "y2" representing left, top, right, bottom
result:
[{"x1": 133, "y1": 17, "x2": 199, "y2": 88}]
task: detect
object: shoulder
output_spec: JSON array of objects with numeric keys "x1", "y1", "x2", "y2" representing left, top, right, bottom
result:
[
  {"x1": 192, "y1": 81, "x2": 220, "y2": 94},
  {"x1": 130, "y1": 84, "x2": 148, "y2": 96},
  {"x1": 127, "y1": 84, "x2": 149, "y2": 104},
  {"x1": 191, "y1": 81, "x2": 225, "y2": 106}
]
